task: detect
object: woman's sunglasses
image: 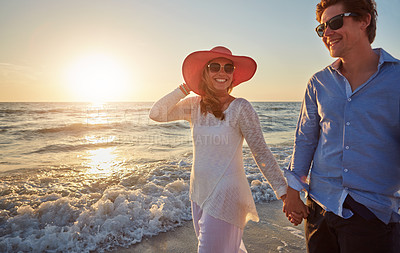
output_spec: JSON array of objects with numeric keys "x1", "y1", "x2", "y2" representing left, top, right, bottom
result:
[
  {"x1": 208, "y1": 63, "x2": 235, "y2": 74},
  {"x1": 315, "y1": 12, "x2": 358, "y2": 37}
]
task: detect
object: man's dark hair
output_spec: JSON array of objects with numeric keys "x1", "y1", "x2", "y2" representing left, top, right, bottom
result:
[{"x1": 316, "y1": 0, "x2": 378, "y2": 43}]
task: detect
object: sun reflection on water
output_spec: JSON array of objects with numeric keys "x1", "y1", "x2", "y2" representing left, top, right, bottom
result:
[
  {"x1": 85, "y1": 103, "x2": 110, "y2": 125},
  {"x1": 84, "y1": 147, "x2": 120, "y2": 176},
  {"x1": 84, "y1": 135, "x2": 116, "y2": 144}
]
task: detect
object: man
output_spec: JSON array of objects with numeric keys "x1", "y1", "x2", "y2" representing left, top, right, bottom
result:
[{"x1": 283, "y1": 0, "x2": 400, "y2": 252}]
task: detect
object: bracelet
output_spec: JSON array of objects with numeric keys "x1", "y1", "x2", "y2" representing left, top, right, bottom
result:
[
  {"x1": 179, "y1": 85, "x2": 187, "y2": 96},
  {"x1": 182, "y1": 83, "x2": 190, "y2": 92},
  {"x1": 179, "y1": 83, "x2": 190, "y2": 96}
]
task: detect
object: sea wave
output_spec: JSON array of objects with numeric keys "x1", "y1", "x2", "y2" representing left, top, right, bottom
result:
[
  {"x1": 151, "y1": 121, "x2": 191, "y2": 130},
  {"x1": 0, "y1": 109, "x2": 26, "y2": 115},
  {"x1": 32, "y1": 122, "x2": 150, "y2": 135},
  {"x1": 0, "y1": 102, "x2": 297, "y2": 252},
  {"x1": 35, "y1": 123, "x2": 115, "y2": 134},
  {"x1": 0, "y1": 108, "x2": 82, "y2": 115},
  {"x1": 0, "y1": 104, "x2": 152, "y2": 117},
  {"x1": 0, "y1": 181, "x2": 192, "y2": 252},
  {"x1": 0, "y1": 158, "x2": 194, "y2": 252},
  {"x1": 0, "y1": 126, "x2": 12, "y2": 133},
  {"x1": 121, "y1": 108, "x2": 151, "y2": 114},
  {"x1": 255, "y1": 106, "x2": 289, "y2": 112},
  {"x1": 0, "y1": 152, "x2": 284, "y2": 253},
  {"x1": 26, "y1": 142, "x2": 117, "y2": 154}
]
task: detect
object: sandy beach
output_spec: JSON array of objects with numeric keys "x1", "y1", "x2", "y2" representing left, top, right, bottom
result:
[{"x1": 113, "y1": 200, "x2": 306, "y2": 253}]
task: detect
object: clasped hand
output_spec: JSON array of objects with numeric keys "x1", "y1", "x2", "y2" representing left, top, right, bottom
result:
[{"x1": 281, "y1": 187, "x2": 309, "y2": 226}]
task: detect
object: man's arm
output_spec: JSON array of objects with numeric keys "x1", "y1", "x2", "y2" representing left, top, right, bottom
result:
[{"x1": 283, "y1": 80, "x2": 320, "y2": 224}]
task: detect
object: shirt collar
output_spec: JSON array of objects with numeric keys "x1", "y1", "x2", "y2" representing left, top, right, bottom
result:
[
  {"x1": 329, "y1": 48, "x2": 400, "y2": 71},
  {"x1": 376, "y1": 48, "x2": 400, "y2": 66}
]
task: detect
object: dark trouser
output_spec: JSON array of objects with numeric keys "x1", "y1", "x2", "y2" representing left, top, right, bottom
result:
[{"x1": 305, "y1": 197, "x2": 400, "y2": 253}]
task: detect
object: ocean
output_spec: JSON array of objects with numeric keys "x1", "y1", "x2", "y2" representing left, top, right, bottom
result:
[{"x1": 0, "y1": 101, "x2": 301, "y2": 252}]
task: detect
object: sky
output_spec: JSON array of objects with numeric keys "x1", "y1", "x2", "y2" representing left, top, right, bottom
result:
[{"x1": 0, "y1": 0, "x2": 399, "y2": 102}]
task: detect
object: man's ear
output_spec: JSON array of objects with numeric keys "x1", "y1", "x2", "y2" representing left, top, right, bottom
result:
[{"x1": 360, "y1": 13, "x2": 372, "y2": 31}]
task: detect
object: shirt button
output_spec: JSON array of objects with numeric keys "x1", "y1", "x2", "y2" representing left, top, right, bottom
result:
[
  {"x1": 344, "y1": 168, "x2": 349, "y2": 172},
  {"x1": 346, "y1": 122, "x2": 350, "y2": 126},
  {"x1": 347, "y1": 98, "x2": 352, "y2": 102},
  {"x1": 345, "y1": 146, "x2": 350, "y2": 150}
]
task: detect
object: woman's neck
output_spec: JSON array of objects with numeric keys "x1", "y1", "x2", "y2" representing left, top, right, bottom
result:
[{"x1": 214, "y1": 91, "x2": 231, "y2": 101}]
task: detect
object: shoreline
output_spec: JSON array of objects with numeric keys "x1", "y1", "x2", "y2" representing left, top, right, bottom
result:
[{"x1": 112, "y1": 200, "x2": 306, "y2": 253}]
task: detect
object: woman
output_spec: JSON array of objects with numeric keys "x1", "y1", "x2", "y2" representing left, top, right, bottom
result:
[{"x1": 149, "y1": 46, "x2": 287, "y2": 253}]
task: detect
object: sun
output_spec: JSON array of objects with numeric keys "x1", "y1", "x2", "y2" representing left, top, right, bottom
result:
[{"x1": 65, "y1": 53, "x2": 130, "y2": 102}]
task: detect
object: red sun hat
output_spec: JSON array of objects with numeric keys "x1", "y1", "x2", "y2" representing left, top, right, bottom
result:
[{"x1": 182, "y1": 46, "x2": 257, "y2": 95}]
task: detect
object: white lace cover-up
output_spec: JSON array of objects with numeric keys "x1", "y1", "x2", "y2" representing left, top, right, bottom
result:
[{"x1": 149, "y1": 88, "x2": 287, "y2": 229}]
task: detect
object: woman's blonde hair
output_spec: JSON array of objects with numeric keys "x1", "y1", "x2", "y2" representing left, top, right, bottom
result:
[{"x1": 199, "y1": 60, "x2": 233, "y2": 120}]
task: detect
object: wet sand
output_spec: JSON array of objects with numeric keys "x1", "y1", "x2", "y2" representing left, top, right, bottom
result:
[{"x1": 113, "y1": 200, "x2": 306, "y2": 253}]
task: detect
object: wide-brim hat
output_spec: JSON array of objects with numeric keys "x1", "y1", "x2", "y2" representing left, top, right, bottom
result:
[{"x1": 182, "y1": 46, "x2": 257, "y2": 95}]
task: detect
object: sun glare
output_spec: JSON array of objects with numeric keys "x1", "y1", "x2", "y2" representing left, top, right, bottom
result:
[
  {"x1": 84, "y1": 147, "x2": 120, "y2": 176},
  {"x1": 66, "y1": 53, "x2": 131, "y2": 102}
]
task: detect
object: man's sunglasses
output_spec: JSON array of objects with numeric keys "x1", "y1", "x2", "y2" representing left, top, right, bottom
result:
[
  {"x1": 315, "y1": 12, "x2": 358, "y2": 37},
  {"x1": 208, "y1": 63, "x2": 235, "y2": 74}
]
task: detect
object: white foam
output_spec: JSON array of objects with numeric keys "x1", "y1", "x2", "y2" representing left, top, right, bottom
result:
[
  {"x1": 282, "y1": 226, "x2": 305, "y2": 239},
  {"x1": 0, "y1": 177, "x2": 191, "y2": 252},
  {"x1": 271, "y1": 222, "x2": 305, "y2": 240},
  {"x1": 0, "y1": 145, "x2": 292, "y2": 252}
]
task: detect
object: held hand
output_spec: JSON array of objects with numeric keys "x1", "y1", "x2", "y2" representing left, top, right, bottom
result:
[
  {"x1": 282, "y1": 187, "x2": 309, "y2": 225},
  {"x1": 288, "y1": 212, "x2": 303, "y2": 226},
  {"x1": 281, "y1": 194, "x2": 302, "y2": 225},
  {"x1": 280, "y1": 194, "x2": 301, "y2": 225}
]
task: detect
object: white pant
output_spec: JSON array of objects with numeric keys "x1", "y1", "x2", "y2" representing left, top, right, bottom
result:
[{"x1": 191, "y1": 201, "x2": 248, "y2": 253}]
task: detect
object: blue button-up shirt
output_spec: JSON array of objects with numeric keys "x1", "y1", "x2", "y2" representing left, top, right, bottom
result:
[{"x1": 285, "y1": 48, "x2": 400, "y2": 224}]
